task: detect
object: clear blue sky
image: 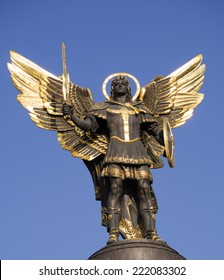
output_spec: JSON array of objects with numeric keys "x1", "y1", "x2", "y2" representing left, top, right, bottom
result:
[{"x1": 0, "y1": 0, "x2": 223, "y2": 260}]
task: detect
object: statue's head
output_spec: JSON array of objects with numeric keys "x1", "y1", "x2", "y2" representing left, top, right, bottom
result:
[{"x1": 110, "y1": 75, "x2": 132, "y2": 101}]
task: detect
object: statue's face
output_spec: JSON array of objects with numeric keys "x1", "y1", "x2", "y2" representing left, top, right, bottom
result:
[{"x1": 112, "y1": 79, "x2": 129, "y2": 96}]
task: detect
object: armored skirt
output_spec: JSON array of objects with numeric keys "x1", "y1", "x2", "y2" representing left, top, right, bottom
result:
[{"x1": 101, "y1": 137, "x2": 153, "y2": 181}]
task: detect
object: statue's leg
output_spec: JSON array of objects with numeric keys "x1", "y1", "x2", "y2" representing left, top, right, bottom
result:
[
  {"x1": 106, "y1": 177, "x2": 123, "y2": 244},
  {"x1": 137, "y1": 179, "x2": 161, "y2": 241}
]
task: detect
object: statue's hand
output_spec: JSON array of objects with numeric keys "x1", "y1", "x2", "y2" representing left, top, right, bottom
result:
[{"x1": 62, "y1": 103, "x2": 73, "y2": 117}]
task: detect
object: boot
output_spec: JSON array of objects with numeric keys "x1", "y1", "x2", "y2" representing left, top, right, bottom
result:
[
  {"x1": 107, "y1": 229, "x2": 119, "y2": 244},
  {"x1": 145, "y1": 229, "x2": 161, "y2": 241},
  {"x1": 106, "y1": 207, "x2": 121, "y2": 245},
  {"x1": 140, "y1": 207, "x2": 162, "y2": 241}
]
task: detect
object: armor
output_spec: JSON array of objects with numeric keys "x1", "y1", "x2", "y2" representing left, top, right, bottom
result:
[{"x1": 88, "y1": 100, "x2": 162, "y2": 180}]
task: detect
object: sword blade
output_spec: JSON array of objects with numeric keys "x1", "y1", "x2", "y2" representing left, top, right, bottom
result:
[{"x1": 62, "y1": 42, "x2": 70, "y2": 101}]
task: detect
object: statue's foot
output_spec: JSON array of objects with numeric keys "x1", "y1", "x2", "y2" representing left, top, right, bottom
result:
[
  {"x1": 107, "y1": 230, "x2": 119, "y2": 245},
  {"x1": 146, "y1": 230, "x2": 162, "y2": 241}
]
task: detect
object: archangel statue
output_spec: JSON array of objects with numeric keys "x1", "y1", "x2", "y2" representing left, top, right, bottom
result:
[{"x1": 8, "y1": 44, "x2": 205, "y2": 244}]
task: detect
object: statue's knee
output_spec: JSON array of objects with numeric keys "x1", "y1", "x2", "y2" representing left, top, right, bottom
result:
[
  {"x1": 137, "y1": 180, "x2": 151, "y2": 196},
  {"x1": 110, "y1": 180, "x2": 123, "y2": 196}
]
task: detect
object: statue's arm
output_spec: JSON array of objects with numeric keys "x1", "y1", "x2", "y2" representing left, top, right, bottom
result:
[
  {"x1": 142, "y1": 122, "x2": 164, "y2": 146},
  {"x1": 62, "y1": 104, "x2": 98, "y2": 132},
  {"x1": 150, "y1": 125, "x2": 164, "y2": 146}
]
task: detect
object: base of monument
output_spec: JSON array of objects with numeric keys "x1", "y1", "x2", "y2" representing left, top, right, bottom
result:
[{"x1": 88, "y1": 239, "x2": 185, "y2": 260}]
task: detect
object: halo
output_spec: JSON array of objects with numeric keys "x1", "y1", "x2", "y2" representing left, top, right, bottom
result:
[{"x1": 102, "y1": 72, "x2": 140, "y2": 101}]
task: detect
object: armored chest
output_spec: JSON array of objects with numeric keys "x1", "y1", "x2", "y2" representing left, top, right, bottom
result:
[{"x1": 106, "y1": 105, "x2": 141, "y2": 142}]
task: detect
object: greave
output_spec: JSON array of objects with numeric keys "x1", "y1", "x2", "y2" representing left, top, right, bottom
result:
[
  {"x1": 140, "y1": 207, "x2": 156, "y2": 232},
  {"x1": 140, "y1": 207, "x2": 161, "y2": 241},
  {"x1": 106, "y1": 207, "x2": 121, "y2": 244},
  {"x1": 106, "y1": 207, "x2": 122, "y2": 234}
]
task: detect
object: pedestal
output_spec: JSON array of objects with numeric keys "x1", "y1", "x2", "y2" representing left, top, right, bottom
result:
[{"x1": 89, "y1": 239, "x2": 185, "y2": 260}]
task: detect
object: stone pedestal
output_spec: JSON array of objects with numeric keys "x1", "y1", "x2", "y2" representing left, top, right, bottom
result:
[{"x1": 89, "y1": 239, "x2": 185, "y2": 260}]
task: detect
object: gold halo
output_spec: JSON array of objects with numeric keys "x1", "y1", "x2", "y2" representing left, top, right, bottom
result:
[{"x1": 102, "y1": 72, "x2": 141, "y2": 101}]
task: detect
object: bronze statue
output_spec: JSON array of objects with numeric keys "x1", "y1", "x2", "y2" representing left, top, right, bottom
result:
[{"x1": 8, "y1": 44, "x2": 205, "y2": 245}]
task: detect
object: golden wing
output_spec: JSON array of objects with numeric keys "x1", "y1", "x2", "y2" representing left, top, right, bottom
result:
[
  {"x1": 140, "y1": 54, "x2": 205, "y2": 128},
  {"x1": 139, "y1": 54, "x2": 205, "y2": 161},
  {"x1": 8, "y1": 51, "x2": 108, "y2": 161}
]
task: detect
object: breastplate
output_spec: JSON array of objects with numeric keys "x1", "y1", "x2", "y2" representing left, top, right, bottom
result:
[{"x1": 106, "y1": 105, "x2": 141, "y2": 141}]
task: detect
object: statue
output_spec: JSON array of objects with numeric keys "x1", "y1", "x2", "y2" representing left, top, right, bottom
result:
[{"x1": 8, "y1": 44, "x2": 205, "y2": 246}]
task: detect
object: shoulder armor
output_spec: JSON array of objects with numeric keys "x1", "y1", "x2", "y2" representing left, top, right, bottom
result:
[
  {"x1": 91, "y1": 101, "x2": 110, "y2": 111},
  {"x1": 88, "y1": 101, "x2": 110, "y2": 119},
  {"x1": 141, "y1": 114, "x2": 158, "y2": 123},
  {"x1": 134, "y1": 103, "x2": 157, "y2": 123},
  {"x1": 134, "y1": 102, "x2": 153, "y2": 114}
]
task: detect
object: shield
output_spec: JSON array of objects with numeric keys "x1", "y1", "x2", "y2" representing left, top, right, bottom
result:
[{"x1": 163, "y1": 117, "x2": 175, "y2": 168}]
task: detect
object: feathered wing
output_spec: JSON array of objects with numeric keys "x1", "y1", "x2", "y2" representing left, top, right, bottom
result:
[
  {"x1": 8, "y1": 51, "x2": 108, "y2": 161},
  {"x1": 140, "y1": 54, "x2": 205, "y2": 158},
  {"x1": 140, "y1": 54, "x2": 205, "y2": 127}
]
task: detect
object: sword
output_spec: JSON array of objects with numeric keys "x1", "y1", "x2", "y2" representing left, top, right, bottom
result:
[
  {"x1": 62, "y1": 42, "x2": 71, "y2": 120},
  {"x1": 62, "y1": 42, "x2": 70, "y2": 102}
]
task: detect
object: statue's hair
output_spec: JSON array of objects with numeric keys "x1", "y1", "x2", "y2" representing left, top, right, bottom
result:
[{"x1": 110, "y1": 75, "x2": 132, "y2": 101}]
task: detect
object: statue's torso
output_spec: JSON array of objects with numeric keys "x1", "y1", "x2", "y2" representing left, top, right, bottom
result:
[
  {"x1": 88, "y1": 101, "x2": 160, "y2": 166},
  {"x1": 106, "y1": 103, "x2": 141, "y2": 142},
  {"x1": 101, "y1": 102, "x2": 150, "y2": 165}
]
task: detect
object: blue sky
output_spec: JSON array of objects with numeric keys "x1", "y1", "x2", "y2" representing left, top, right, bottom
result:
[{"x1": 0, "y1": 0, "x2": 223, "y2": 260}]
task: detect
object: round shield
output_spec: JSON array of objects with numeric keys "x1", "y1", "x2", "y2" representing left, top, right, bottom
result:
[{"x1": 163, "y1": 117, "x2": 175, "y2": 168}]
